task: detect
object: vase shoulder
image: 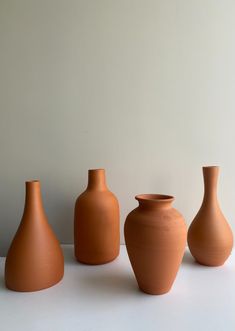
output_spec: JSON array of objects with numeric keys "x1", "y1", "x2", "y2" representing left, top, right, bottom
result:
[
  {"x1": 76, "y1": 189, "x2": 118, "y2": 209},
  {"x1": 126, "y1": 206, "x2": 185, "y2": 228},
  {"x1": 189, "y1": 209, "x2": 233, "y2": 245}
]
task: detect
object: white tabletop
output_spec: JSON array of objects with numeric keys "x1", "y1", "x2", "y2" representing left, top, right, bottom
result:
[{"x1": 0, "y1": 245, "x2": 234, "y2": 331}]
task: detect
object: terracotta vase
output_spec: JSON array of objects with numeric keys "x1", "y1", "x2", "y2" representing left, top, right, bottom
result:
[
  {"x1": 5, "y1": 180, "x2": 64, "y2": 292},
  {"x1": 124, "y1": 194, "x2": 187, "y2": 295},
  {"x1": 188, "y1": 166, "x2": 233, "y2": 266},
  {"x1": 74, "y1": 169, "x2": 120, "y2": 264}
]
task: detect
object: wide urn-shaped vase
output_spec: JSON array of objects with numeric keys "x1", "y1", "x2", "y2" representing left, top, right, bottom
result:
[
  {"x1": 74, "y1": 169, "x2": 120, "y2": 264},
  {"x1": 5, "y1": 180, "x2": 64, "y2": 292},
  {"x1": 188, "y1": 166, "x2": 233, "y2": 266},
  {"x1": 124, "y1": 194, "x2": 187, "y2": 295}
]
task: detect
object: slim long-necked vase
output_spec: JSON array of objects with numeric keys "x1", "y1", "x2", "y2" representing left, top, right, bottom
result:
[
  {"x1": 5, "y1": 180, "x2": 64, "y2": 292},
  {"x1": 188, "y1": 166, "x2": 233, "y2": 266},
  {"x1": 74, "y1": 169, "x2": 120, "y2": 264}
]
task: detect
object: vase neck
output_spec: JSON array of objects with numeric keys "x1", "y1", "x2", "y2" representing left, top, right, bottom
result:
[
  {"x1": 136, "y1": 194, "x2": 174, "y2": 210},
  {"x1": 87, "y1": 169, "x2": 107, "y2": 191},
  {"x1": 202, "y1": 166, "x2": 219, "y2": 205},
  {"x1": 23, "y1": 181, "x2": 45, "y2": 218}
]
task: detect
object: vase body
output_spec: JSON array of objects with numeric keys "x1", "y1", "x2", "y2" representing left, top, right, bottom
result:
[
  {"x1": 74, "y1": 169, "x2": 120, "y2": 264},
  {"x1": 124, "y1": 194, "x2": 187, "y2": 295},
  {"x1": 188, "y1": 166, "x2": 233, "y2": 266},
  {"x1": 5, "y1": 181, "x2": 64, "y2": 292}
]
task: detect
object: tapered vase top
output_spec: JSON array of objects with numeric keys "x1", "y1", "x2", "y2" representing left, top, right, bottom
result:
[
  {"x1": 23, "y1": 180, "x2": 45, "y2": 218},
  {"x1": 87, "y1": 169, "x2": 107, "y2": 190},
  {"x1": 202, "y1": 166, "x2": 219, "y2": 203}
]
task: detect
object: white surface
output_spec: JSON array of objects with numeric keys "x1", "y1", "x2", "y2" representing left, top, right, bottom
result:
[
  {"x1": 0, "y1": 245, "x2": 234, "y2": 331},
  {"x1": 1, "y1": 1, "x2": 235, "y2": 254}
]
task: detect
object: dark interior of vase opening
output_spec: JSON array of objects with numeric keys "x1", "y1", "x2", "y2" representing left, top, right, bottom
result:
[
  {"x1": 136, "y1": 194, "x2": 174, "y2": 201},
  {"x1": 26, "y1": 180, "x2": 39, "y2": 183},
  {"x1": 203, "y1": 166, "x2": 218, "y2": 169},
  {"x1": 89, "y1": 169, "x2": 105, "y2": 172}
]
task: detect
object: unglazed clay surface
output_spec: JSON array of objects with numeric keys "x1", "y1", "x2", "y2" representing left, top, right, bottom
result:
[
  {"x1": 74, "y1": 169, "x2": 120, "y2": 264},
  {"x1": 5, "y1": 181, "x2": 64, "y2": 292},
  {"x1": 124, "y1": 194, "x2": 187, "y2": 295},
  {"x1": 188, "y1": 166, "x2": 233, "y2": 266}
]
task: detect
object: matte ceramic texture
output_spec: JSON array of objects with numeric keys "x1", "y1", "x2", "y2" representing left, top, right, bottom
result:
[
  {"x1": 188, "y1": 166, "x2": 233, "y2": 266},
  {"x1": 5, "y1": 181, "x2": 64, "y2": 292},
  {"x1": 124, "y1": 194, "x2": 187, "y2": 295},
  {"x1": 74, "y1": 169, "x2": 120, "y2": 265}
]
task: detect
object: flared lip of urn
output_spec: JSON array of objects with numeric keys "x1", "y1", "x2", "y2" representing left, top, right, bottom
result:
[{"x1": 135, "y1": 194, "x2": 174, "y2": 203}]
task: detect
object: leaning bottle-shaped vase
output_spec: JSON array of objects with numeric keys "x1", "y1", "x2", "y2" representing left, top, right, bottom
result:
[
  {"x1": 5, "y1": 180, "x2": 64, "y2": 292},
  {"x1": 125, "y1": 194, "x2": 187, "y2": 295},
  {"x1": 188, "y1": 166, "x2": 233, "y2": 266},
  {"x1": 74, "y1": 169, "x2": 120, "y2": 264}
]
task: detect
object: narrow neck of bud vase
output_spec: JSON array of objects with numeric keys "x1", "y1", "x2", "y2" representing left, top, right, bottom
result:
[
  {"x1": 23, "y1": 180, "x2": 45, "y2": 217},
  {"x1": 136, "y1": 194, "x2": 174, "y2": 210},
  {"x1": 87, "y1": 169, "x2": 107, "y2": 191},
  {"x1": 202, "y1": 166, "x2": 219, "y2": 204}
]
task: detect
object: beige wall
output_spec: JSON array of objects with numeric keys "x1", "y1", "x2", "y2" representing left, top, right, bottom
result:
[{"x1": 1, "y1": 0, "x2": 235, "y2": 255}]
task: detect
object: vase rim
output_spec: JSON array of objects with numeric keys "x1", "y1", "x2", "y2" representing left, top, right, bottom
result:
[
  {"x1": 203, "y1": 165, "x2": 219, "y2": 169},
  {"x1": 135, "y1": 194, "x2": 174, "y2": 203},
  {"x1": 89, "y1": 168, "x2": 105, "y2": 172},
  {"x1": 26, "y1": 180, "x2": 40, "y2": 184}
]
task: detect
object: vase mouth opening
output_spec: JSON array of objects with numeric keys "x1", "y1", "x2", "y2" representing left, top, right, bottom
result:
[
  {"x1": 203, "y1": 165, "x2": 219, "y2": 169},
  {"x1": 25, "y1": 179, "x2": 40, "y2": 186},
  {"x1": 26, "y1": 180, "x2": 40, "y2": 184},
  {"x1": 89, "y1": 168, "x2": 105, "y2": 172},
  {"x1": 135, "y1": 194, "x2": 174, "y2": 203}
]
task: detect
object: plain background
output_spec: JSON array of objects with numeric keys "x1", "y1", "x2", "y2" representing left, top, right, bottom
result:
[{"x1": 1, "y1": 0, "x2": 235, "y2": 256}]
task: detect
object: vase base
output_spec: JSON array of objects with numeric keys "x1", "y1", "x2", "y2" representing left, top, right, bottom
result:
[
  {"x1": 5, "y1": 273, "x2": 64, "y2": 292},
  {"x1": 138, "y1": 285, "x2": 172, "y2": 295},
  {"x1": 194, "y1": 259, "x2": 225, "y2": 267},
  {"x1": 75, "y1": 254, "x2": 119, "y2": 265}
]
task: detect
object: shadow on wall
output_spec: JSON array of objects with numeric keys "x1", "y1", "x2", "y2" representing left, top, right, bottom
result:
[
  {"x1": 0, "y1": 216, "x2": 19, "y2": 258},
  {"x1": 0, "y1": 275, "x2": 5, "y2": 291},
  {"x1": 41, "y1": 177, "x2": 86, "y2": 249},
  {"x1": 47, "y1": 196, "x2": 75, "y2": 245}
]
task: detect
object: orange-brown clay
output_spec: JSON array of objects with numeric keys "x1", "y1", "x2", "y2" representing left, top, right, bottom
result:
[
  {"x1": 5, "y1": 180, "x2": 64, "y2": 292},
  {"x1": 124, "y1": 194, "x2": 187, "y2": 295},
  {"x1": 74, "y1": 169, "x2": 120, "y2": 264},
  {"x1": 188, "y1": 166, "x2": 233, "y2": 266}
]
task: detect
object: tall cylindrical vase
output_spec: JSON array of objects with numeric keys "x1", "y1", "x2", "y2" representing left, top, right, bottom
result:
[
  {"x1": 188, "y1": 166, "x2": 233, "y2": 266},
  {"x1": 125, "y1": 194, "x2": 187, "y2": 295},
  {"x1": 74, "y1": 169, "x2": 120, "y2": 264},
  {"x1": 5, "y1": 180, "x2": 64, "y2": 292}
]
